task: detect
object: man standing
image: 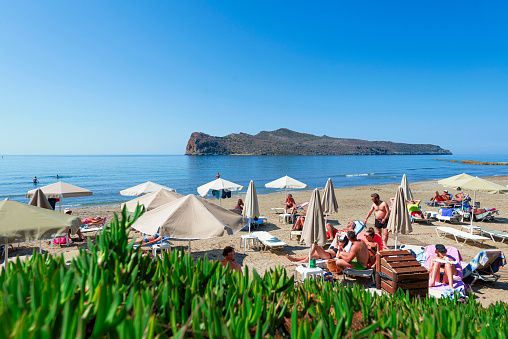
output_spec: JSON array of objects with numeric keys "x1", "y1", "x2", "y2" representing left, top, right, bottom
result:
[
  {"x1": 364, "y1": 193, "x2": 390, "y2": 248},
  {"x1": 335, "y1": 231, "x2": 370, "y2": 271},
  {"x1": 219, "y1": 246, "x2": 243, "y2": 273}
]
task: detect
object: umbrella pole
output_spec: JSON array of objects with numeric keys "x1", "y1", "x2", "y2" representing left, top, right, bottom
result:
[
  {"x1": 248, "y1": 220, "x2": 251, "y2": 235},
  {"x1": 470, "y1": 192, "x2": 476, "y2": 234},
  {"x1": 59, "y1": 194, "x2": 62, "y2": 212},
  {"x1": 394, "y1": 232, "x2": 398, "y2": 250},
  {"x1": 4, "y1": 238, "x2": 8, "y2": 273},
  {"x1": 308, "y1": 244, "x2": 313, "y2": 264},
  {"x1": 188, "y1": 239, "x2": 191, "y2": 254}
]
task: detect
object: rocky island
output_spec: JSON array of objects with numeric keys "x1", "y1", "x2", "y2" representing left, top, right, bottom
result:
[{"x1": 185, "y1": 129, "x2": 452, "y2": 156}]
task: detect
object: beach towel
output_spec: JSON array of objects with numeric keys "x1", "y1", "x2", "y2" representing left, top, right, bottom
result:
[
  {"x1": 438, "y1": 208, "x2": 456, "y2": 217},
  {"x1": 462, "y1": 251, "x2": 506, "y2": 278}
]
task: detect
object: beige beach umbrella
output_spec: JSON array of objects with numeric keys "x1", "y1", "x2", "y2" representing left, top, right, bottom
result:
[
  {"x1": 243, "y1": 181, "x2": 260, "y2": 234},
  {"x1": 302, "y1": 189, "x2": 327, "y2": 263},
  {"x1": 0, "y1": 200, "x2": 81, "y2": 263},
  {"x1": 120, "y1": 181, "x2": 176, "y2": 196},
  {"x1": 437, "y1": 173, "x2": 474, "y2": 189},
  {"x1": 387, "y1": 186, "x2": 412, "y2": 250},
  {"x1": 132, "y1": 194, "x2": 245, "y2": 252},
  {"x1": 197, "y1": 178, "x2": 244, "y2": 206},
  {"x1": 26, "y1": 181, "x2": 93, "y2": 212},
  {"x1": 321, "y1": 178, "x2": 338, "y2": 225},
  {"x1": 400, "y1": 174, "x2": 414, "y2": 202},
  {"x1": 28, "y1": 188, "x2": 53, "y2": 210},
  {"x1": 122, "y1": 189, "x2": 183, "y2": 213},
  {"x1": 446, "y1": 176, "x2": 508, "y2": 234}
]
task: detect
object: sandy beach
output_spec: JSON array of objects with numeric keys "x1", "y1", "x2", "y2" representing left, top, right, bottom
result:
[{"x1": 5, "y1": 175, "x2": 508, "y2": 307}]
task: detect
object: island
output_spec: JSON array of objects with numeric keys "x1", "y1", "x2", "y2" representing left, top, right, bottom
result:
[{"x1": 185, "y1": 129, "x2": 452, "y2": 156}]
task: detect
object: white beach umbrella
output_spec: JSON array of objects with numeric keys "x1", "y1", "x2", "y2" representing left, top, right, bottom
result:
[
  {"x1": 243, "y1": 180, "x2": 260, "y2": 234},
  {"x1": 400, "y1": 174, "x2": 414, "y2": 202},
  {"x1": 197, "y1": 178, "x2": 244, "y2": 206},
  {"x1": 132, "y1": 194, "x2": 245, "y2": 252},
  {"x1": 120, "y1": 181, "x2": 176, "y2": 196},
  {"x1": 121, "y1": 189, "x2": 183, "y2": 213},
  {"x1": 321, "y1": 178, "x2": 338, "y2": 225},
  {"x1": 26, "y1": 181, "x2": 93, "y2": 212},
  {"x1": 265, "y1": 175, "x2": 308, "y2": 191},
  {"x1": 301, "y1": 189, "x2": 327, "y2": 263},
  {"x1": 387, "y1": 186, "x2": 412, "y2": 250},
  {"x1": 437, "y1": 173, "x2": 474, "y2": 189}
]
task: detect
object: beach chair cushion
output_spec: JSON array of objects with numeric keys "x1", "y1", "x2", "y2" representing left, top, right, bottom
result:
[
  {"x1": 481, "y1": 227, "x2": 508, "y2": 243},
  {"x1": 462, "y1": 250, "x2": 506, "y2": 281}
]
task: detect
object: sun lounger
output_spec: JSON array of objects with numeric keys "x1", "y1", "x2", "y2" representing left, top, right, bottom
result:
[
  {"x1": 474, "y1": 209, "x2": 499, "y2": 222},
  {"x1": 251, "y1": 231, "x2": 287, "y2": 251},
  {"x1": 462, "y1": 250, "x2": 506, "y2": 284},
  {"x1": 435, "y1": 226, "x2": 489, "y2": 246},
  {"x1": 343, "y1": 267, "x2": 375, "y2": 284},
  {"x1": 429, "y1": 210, "x2": 461, "y2": 224},
  {"x1": 480, "y1": 227, "x2": 508, "y2": 243},
  {"x1": 271, "y1": 208, "x2": 285, "y2": 214}
]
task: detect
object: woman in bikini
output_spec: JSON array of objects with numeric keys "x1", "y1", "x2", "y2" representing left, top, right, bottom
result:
[
  {"x1": 132, "y1": 233, "x2": 162, "y2": 246},
  {"x1": 286, "y1": 233, "x2": 349, "y2": 263},
  {"x1": 362, "y1": 228, "x2": 380, "y2": 266}
]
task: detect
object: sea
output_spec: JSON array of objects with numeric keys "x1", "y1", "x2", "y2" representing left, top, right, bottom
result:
[{"x1": 1, "y1": 154, "x2": 507, "y2": 208}]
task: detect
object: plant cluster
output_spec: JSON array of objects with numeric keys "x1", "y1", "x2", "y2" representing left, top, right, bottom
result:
[{"x1": 0, "y1": 207, "x2": 507, "y2": 338}]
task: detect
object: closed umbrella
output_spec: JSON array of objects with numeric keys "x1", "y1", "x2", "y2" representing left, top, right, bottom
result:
[
  {"x1": 400, "y1": 174, "x2": 414, "y2": 202},
  {"x1": 132, "y1": 194, "x2": 245, "y2": 252},
  {"x1": 28, "y1": 188, "x2": 53, "y2": 210},
  {"x1": 122, "y1": 189, "x2": 183, "y2": 213},
  {"x1": 197, "y1": 178, "x2": 244, "y2": 206},
  {"x1": 387, "y1": 186, "x2": 412, "y2": 250},
  {"x1": 321, "y1": 178, "x2": 338, "y2": 226},
  {"x1": 0, "y1": 200, "x2": 81, "y2": 262},
  {"x1": 120, "y1": 181, "x2": 176, "y2": 196},
  {"x1": 301, "y1": 189, "x2": 327, "y2": 264},
  {"x1": 243, "y1": 180, "x2": 260, "y2": 234},
  {"x1": 26, "y1": 181, "x2": 93, "y2": 212}
]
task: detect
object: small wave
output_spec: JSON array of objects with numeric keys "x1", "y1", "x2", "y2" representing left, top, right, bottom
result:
[{"x1": 344, "y1": 173, "x2": 375, "y2": 177}]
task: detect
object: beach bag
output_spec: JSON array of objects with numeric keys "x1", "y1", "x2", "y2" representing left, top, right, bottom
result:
[
  {"x1": 53, "y1": 237, "x2": 67, "y2": 245},
  {"x1": 327, "y1": 260, "x2": 341, "y2": 274}
]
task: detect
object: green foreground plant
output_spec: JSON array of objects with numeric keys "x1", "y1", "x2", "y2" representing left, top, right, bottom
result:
[{"x1": 0, "y1": 206, "x2": 507, "y2": 338}]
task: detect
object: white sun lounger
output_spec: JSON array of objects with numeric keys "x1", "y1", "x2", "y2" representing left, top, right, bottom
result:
[
  {"x1": 480, "y1": 228, "x2": 508, "y2": 243},
  {"x1": 251, "y1": 231, "x2": 287, "y2": 251},
  {"x1": 271, "y1": 208, "x2": 285, "y2": 214},
  {"x1": 435, "y1": 226, "x2": 489, "y2": 246},
  {"x1": 430, "y1": 212, "x2": 461, "y2": 224}
]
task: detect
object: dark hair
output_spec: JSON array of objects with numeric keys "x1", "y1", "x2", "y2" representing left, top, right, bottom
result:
[
  {"x1": 223, "y1": 246, "x2": 235, "y2": 257},
  {"x1": 346, "y1": 231, "x2": 356, "y2": 241},
  {"x1": 371, "y1": 193, "x2": 380, "y2": 200},
  {"x1": 339, "y1": 237, "x2": 349, "y2": 246},
  {"x1": 366, "y1": 228, "x2": 375, "y2": 238}
]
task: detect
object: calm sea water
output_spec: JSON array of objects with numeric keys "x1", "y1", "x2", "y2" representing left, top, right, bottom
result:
[{"x1": 1, "y1": 154, "x2": 507, "y2": 208}]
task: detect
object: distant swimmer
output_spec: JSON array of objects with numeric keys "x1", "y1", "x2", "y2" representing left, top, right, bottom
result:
[
  {"x1": 215, "y1": 172, "x2": 221, "y2": 179},
  {"x1": 56, "y1": 174, "x2": 59, "y2": 179},
  {"x1": 33, "y1": 176, "x2": 39, "y2": 184}
]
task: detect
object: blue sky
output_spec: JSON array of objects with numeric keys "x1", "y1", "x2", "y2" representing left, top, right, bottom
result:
[{"x1": 1, "y1": 1, "x2": 507, "y2": 155}]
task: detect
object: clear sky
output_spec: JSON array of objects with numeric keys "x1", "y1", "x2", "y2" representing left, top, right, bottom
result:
[{"x1": 1, "y1": 1, "x2": 507, "y2": 155}]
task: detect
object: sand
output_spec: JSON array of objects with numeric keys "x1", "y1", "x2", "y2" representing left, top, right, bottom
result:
[{"x1": 4, "y1": 175, "x2": 508, "y2": 307}]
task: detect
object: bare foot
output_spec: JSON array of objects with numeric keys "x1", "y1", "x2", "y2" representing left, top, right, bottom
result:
[{"x1": 286, "y1": 254, "x2": 299, "y2": 262}]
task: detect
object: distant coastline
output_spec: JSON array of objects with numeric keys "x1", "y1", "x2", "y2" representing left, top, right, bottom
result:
[{"x1": 435, "y1": 159, "x2": 508, "y2": 166}]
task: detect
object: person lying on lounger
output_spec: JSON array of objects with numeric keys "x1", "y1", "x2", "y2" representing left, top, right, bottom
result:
[
  {"x1": 131, "y1": 233, "x2": 162, "y2": 246},
  {"x1": 429, "y1": 244, "x2": 457, "y2": 289},
  {"x1": 335, "y1": 231, "x2": 370, "y2": 271},
  {"x1": 286, "y1": 234, "x2": 350, "y2": 263},
  {"x1": 81, "y1": 216, "x2": 106, "y2": 225},
  {"x1": 407, "y1": 200, "x2": 426, "y2": 219},
  {"x1": 430, "y1": 191, "x2": 451, "y2": 203}
]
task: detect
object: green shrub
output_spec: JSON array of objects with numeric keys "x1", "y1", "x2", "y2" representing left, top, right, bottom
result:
[{"x1": 0, "y1": 207, "x2": 507, "y2": 338}]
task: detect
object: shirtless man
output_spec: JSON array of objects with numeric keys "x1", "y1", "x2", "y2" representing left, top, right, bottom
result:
[
  {"x1": 335, "y1": 231, "x2": 370, "y2": 271},
  {"x1": 219, "y1": 246, "x2": 243, "y2": 273},
  {"x1": 364, "y1": 193, "x2": 390, "y2": 248}
]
